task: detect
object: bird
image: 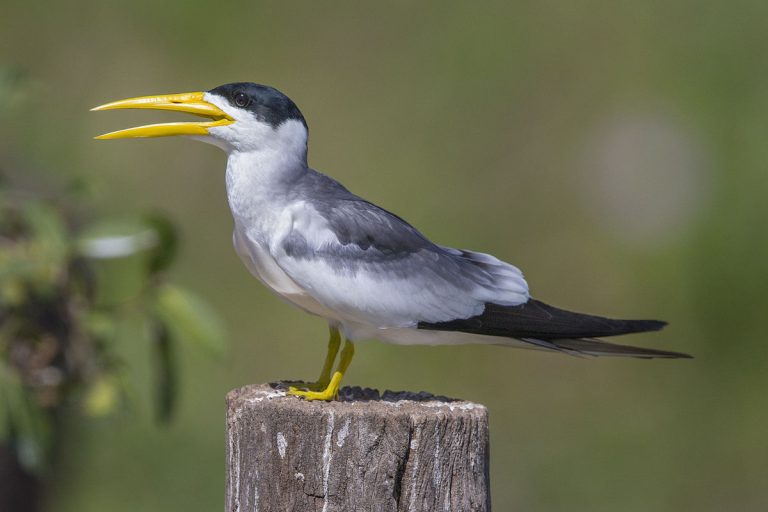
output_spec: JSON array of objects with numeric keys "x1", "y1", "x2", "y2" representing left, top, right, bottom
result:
[{"x1": 92, "y1": 82, "x2": 691, "y2": 400}]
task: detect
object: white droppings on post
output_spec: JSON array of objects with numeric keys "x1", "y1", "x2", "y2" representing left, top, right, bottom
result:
[
  {"x1": 247, "y1": 390, "x2": 286, "y2": 403},
  {"x1": 380, "y1": 398, "x2": 485, "y2": 412},
  {"x1": 294, "y1": 472, "x2": 305, "y2": 481},
  {"x1": 422, "y1": 401, "x2": 485, "y2": 412},
  {"x1": 276, "y1": 432, "x2": 287, "y2": 459},
  {"x1": 321, "y1": 411, "x2": 335, "y2": 512},
  {"x1": 407, "y1": 425, "x2": 422, "y2": 512},
  {"x1": 433, "y1": 421, "x2": 442, "y2": 488},
  {"x1": 260, "y1": 423, "x2": 266, "y2": 434},
  {"x1": 226, "y1": 424, "x2": 234, "y2": 511},
  {"x1": 243, "y1": 468, "x2": 250, "y2": 511},
  {"x1": 252, "y1": 469, "x2": 260, "y2": 512},
  {"x1": 336, "y1": 418, "x2": 350, "y2": 448},
  {"x1": 230, "y1": 421, "x2": 242, "y2": 512}
]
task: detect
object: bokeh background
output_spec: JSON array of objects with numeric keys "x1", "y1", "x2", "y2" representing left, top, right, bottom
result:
[{"x1": 2, "y1": 1, "x2": 767, "y2": 510}]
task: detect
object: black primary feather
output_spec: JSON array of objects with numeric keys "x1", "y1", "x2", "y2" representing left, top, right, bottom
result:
[{"x1": 418, "y1": 299, "x2": 691, "y2": 358}]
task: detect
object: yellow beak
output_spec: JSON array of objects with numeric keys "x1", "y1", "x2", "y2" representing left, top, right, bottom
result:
[{"x1": 91, "y1": 91, "x2": 233, "y2": 139}]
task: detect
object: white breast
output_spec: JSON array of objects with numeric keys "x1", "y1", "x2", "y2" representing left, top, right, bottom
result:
[{"x1": 232, "y1": 227, "x2": 341, "y2": 320}]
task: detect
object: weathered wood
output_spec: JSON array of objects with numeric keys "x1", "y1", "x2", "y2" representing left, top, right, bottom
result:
[{"x1": 226, "y1": 384, "x2": 490, "y2": 512}]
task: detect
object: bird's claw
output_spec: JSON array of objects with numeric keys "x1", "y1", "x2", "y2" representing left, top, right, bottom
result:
[
  {"x1": 283, "y1": 379, "x2": 329, "y2": 392},
  {"x1": 287, "y1": 385, "x2": 338, "y2": 401}
]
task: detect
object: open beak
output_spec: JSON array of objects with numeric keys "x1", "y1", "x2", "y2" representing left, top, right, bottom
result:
[{"x1": 91, "y1": 91, "x2": 233, "y2": 139}]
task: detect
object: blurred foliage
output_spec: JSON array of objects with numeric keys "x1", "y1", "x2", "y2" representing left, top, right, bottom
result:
[
  {"x1": 1, "y1": 1, "x2": 768, "y2": 511},
  {"x1": 0, "y1": 181, "x2": 224, "y2": 475},
  {"x1": 0, "y1": 64, "x2": 31, "y2": 114}
]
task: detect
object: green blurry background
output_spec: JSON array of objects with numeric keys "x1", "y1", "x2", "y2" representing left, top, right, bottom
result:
[{"x1": 2, "y1": 1, "x2": 767, "y2": 510}]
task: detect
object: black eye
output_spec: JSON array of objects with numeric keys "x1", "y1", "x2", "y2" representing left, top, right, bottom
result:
[{"x1": 233, "y1": 92, "x2": 249, "y2": 108}]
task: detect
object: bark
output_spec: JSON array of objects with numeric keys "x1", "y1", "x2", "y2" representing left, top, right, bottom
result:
[{"x1": 225, "y1": 384, "x2": 490, "y2": 512}]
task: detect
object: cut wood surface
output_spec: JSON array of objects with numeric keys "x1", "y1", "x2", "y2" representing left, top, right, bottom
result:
[{"x1": 226, "y1": 384, "x2": 490, "y2": 512}]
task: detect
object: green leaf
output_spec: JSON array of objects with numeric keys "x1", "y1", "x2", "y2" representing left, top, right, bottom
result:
[
  {"x1": 23, "y1": 202, "x2": 66, "y2": 247},
  {"x1": 143, "y1": 212, "x2": 179, "y2": 275},
  {"x1": 151, "y1": 319, "x2": 177, "y2": 424},
  {"x1": 23, "y1": 203, "x2": 69, "y2": 284},
  {"x1": 153, "y1": 284, "x2": 225, "y2": 356},
  {"x1": 77, "y1": 219, "x2": 158, "y2": 305},
  {"x1": 0, "y1": 277, "x2": 26, "y2": 306},
  {"x1": 0, "y1": 361, "x2": 52, "y2": 474},
  {"x1": 77, "y1": 218, "x2": 157, "y2": 260},
  {"x1": 0, "y1": 364, "x2": 11, "y2": 443},
  {"x1": 83, "y1": 375, "x2": 120, "y2": 417},
  {"x1": 0, "y1": 201, "x2": 69, "y2": 301},
  {"x1": 84, "y1": 310, "x2": 118, "y2": 343}
]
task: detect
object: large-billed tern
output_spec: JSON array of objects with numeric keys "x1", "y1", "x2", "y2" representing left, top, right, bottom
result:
[{"x1": 93, "y1": 82, "x2": 690, "y2": 401}]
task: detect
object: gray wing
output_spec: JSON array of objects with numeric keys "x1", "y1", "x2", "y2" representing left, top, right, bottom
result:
[{"x1": 270, "y1": 170, "x2": 529, "y2": 327}]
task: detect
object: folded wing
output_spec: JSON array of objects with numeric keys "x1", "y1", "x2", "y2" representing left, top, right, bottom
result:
[{"x1": 270, "y1": 171, "x2": 528, "y2": 327}]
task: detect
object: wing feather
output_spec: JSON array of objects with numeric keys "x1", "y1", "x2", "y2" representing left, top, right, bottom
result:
[{"x1": 268, "y1": 171, "x2": 529, "y2": 327}]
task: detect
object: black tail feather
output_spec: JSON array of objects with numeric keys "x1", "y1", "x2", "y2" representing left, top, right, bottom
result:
[
  {"x1": 418, "y1": 299, "x2": 690, "y2": 359},
  {"x1": 420, "y1": 299, "x2": 667, "y2": 339},
  {"x1": 533, "y1": 337, "x2": 691, "y2": 359}
]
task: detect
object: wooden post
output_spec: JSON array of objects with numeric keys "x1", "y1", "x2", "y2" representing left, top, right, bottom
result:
[{"x1": 225, "y1": 384, "x2": 490, "y2": 512}]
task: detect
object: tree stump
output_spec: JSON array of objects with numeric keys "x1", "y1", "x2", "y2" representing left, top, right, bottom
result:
[{"x1": 225, "y1": 384, "x2": 490, "y2": 512}]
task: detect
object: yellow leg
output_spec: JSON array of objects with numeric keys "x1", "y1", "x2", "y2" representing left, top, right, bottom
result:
[
  {"x1": 314, "y1": 327, "x2": 341, "y2": 389},
  {"x1": 285, "y1": 326, "x2": 341, "y2": 391},
  {"x1": 288, "y1": 339, "x2": 355, "y2": 401}
]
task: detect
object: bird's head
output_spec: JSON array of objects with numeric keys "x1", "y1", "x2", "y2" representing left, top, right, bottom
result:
[{"x1": 92, "y1": 82, "x2": 308, "y2": 157}]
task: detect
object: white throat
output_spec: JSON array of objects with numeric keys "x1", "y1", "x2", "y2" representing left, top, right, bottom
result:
[
  {"x1": 224, "y1": 128, "x2": 308, "y2": 223},
  {"x1": 199, "y1": 93, "x2": 310, "y2": 227}
]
